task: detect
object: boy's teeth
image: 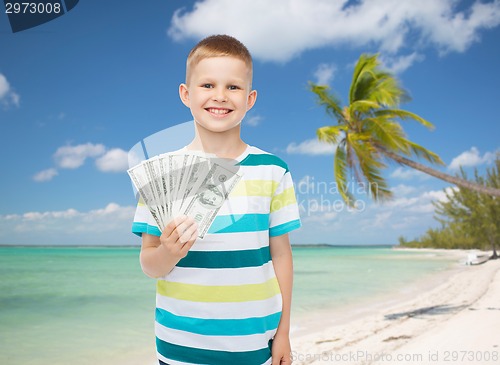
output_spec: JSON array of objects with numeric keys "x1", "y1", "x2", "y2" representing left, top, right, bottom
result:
[{"x1": 208, "y1": 108, "x2": 229, "y2": 115}]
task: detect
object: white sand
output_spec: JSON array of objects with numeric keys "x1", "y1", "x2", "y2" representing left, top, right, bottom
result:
[{"x1": 291, "y1": 250, "x2": 500, "y2": 365}]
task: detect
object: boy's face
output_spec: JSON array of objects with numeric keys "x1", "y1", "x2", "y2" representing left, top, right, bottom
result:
[{"x1": 179, "y1": 56, "x2": 257, "y2": 134}]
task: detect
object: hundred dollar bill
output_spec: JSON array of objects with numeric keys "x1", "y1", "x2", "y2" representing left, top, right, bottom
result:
[
  {"x1": 127, "y1": 162, "x2": 164, "y2": 230},
  {"x1": 183, "y1": 161, "x2": 242, "y2": 238}
]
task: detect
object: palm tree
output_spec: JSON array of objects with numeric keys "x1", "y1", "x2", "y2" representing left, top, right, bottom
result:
[{"x1": 310, "y1": 53, "x2": 500, "y2": 205}]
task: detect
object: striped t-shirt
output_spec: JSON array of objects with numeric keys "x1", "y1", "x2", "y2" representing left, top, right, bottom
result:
[{"x1": 132, "y1": 145, "x2": 301, "y2": 365}]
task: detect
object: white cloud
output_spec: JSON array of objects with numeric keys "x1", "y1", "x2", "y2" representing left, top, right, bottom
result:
[
  {"x1": 95, "y1": 148, "x2": 129, "y2": 172},
  {"x1": 245, "y1": 115, "x2": 262, "y2": 127},
  {"x1": 33, "y1": 168, "x2": 58, "y2": 182},
  {"x1": 390, "y1": 167, "x2": 430, "y2": 180},
  {"x1": 54, "y1": 143, "x2": 106, "y2": 169},
  {"x1": 448, "y1": 147, "x2": 496, "y2": 171},
  {"x1": 34, "y1": 143, "x2": 129, "y2": 181},
  {"x1": 0, "y1": 73, "x2": 20, "y2": 108},
  {"x1": 286, "y1": 138, "x2": 335, "y2": 155},
  {"x1": 168, "y1": 0, "x2": 500, "y2": 63},
  {"x1": 380, "y1": 52, "x2": 425, "y2": 74},
  {"x1": 391, "y1": 184, "x2": 417, "y2": 196},
  {"x1": 1, "y1": 203, "x2": 135, "y2": 234},
  {"x1": 313, "y1": 63, "x2": 337, "y2": 85},
  {"x1": 382, "y1": 187, "x2": 455, "y2": 213}
]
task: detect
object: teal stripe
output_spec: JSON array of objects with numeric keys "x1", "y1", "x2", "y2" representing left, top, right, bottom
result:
[
  {"x1": 238, "y1": 153, "x2": 289, "y2": 172},
  {"x1": 156, "y1": 308, "x2": 281, "y2": 335},
  {"x1": 177, "y1": 246, "x2": 271, "y2": 268},
  {"x1": 156, "y1": 337, "x2": 272, "y2": 365},
  {"x1": 269, "y1": 219, "x2": 301, "y2": 237},
  {"x1": 208, "y1": 213, "x2": 269, "y2": 234},
  {"x1": 131, "y1": 222, "x2": 161, "y2": 237}
]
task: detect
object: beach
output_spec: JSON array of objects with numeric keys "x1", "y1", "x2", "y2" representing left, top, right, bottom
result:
[
  {"x1": 291, "y1": 249, "x2": 500, "y2": 365},
  {"x1": 2, "y1": 246, "x2": 498, "y2": 365}
]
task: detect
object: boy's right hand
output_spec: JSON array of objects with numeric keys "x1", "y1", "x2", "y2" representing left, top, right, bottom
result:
[{"x1": 159, "y1": 215, "x2": 198, "y2": 259}]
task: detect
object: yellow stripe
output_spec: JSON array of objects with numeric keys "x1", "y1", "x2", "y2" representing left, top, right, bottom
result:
[
  {"x1": 157, "y1": 277, "x2": 280, "y2": 302},
  {"x1": 271, "y1": 187, "x2": 297, "y2": 213},
  {"x1": 230, "y1": 180, "x2": 279, "y2": 197}
]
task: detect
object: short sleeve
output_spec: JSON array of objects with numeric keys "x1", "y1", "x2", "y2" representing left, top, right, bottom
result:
[
  {"x1": 269, "y1": 169, "x2": 301, "y2": 237},
  {"x1": 131, "y1": 198, "x2": 162, "y2": 237}
]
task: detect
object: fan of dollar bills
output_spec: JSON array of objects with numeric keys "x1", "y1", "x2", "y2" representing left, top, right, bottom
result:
[{"x1": 128, "y1": 151, "x2": 242, "y2": 238}]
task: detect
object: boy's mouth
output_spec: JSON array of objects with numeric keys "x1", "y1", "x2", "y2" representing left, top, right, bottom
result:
[{"x1": 206, "y1": 107, "x2": 232, "y2": 116}]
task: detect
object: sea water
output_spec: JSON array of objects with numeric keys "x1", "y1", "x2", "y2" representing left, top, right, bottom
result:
[{"x1": 0, "y1": 246, "x2": 456, "y2": 365}]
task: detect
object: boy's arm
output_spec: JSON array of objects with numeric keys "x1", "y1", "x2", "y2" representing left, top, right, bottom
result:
[
  {"x1": 140, "y1": 216, "x2": 198, "y2": 278},
  {"x1": 269, "y1": 233, "x2": 293, "y2": 365}
]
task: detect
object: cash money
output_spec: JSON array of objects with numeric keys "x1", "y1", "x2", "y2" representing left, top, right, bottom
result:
[{"x1": 128, "y1": 151, "x2": 242, "y2": 238}]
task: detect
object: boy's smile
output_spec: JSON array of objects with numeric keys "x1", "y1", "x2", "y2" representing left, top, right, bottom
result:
[{"x1": 179, "y1": 56, "x2": 257, "y2": 134}]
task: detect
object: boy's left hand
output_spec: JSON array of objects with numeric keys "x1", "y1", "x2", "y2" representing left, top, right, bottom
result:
[{"x1": 272, "y1": 332, "x2": 292, "y2": 365}]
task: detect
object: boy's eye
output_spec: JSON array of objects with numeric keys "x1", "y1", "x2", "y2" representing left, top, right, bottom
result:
[
  {"x1": 202, "y1": 84, "x2": 213, "y2": 88},
  {"x1": 228, "y1": 85, "x2": 240, "y2": 90}
]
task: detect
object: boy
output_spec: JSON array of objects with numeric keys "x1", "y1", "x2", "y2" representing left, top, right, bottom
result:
[{"x1": 132, "y1": 34, "x2": 301, "y2": 365}]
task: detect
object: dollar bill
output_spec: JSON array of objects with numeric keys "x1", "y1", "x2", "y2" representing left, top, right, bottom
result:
[
  {"x1": 183, "y1": 161, "x2": 242, "y2": 238},
  {"x1": 128, "y1": 150, "x2": 242, "y2": 238}
]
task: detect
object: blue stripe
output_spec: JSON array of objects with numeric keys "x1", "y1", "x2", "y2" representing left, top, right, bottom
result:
[
  {"x1": 238, "y1": 153, "x2": 289, "y2": 172},
  {"x1": 177, "y1": 246, "x2": 271, "y2": 268},
  {"x1": 131, "y1": 222, "x2": 161, "y2": 237},
  {"x1": 157, "y1": 337, "x2": 272, "y2": 365},
  {"x1": 208, "y1": 213, "x2": 269, "y2": 234},
  {"x1": 269, "y1": 219, "x2": 301, "y2": 237},
  {"x1": 156, "y1": 308, "x2": 281, "y2": 336}
]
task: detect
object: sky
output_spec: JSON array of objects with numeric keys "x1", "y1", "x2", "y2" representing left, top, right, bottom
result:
[{"x1": 0, "y1": 0, "x2": 499, "y2": 246}]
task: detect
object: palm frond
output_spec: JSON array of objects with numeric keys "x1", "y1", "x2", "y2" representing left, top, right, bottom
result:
[
  {"x1": 309, "y1": 83, "x2": 345, "y2": 123},
  {"x1": 346, "y1": 134, "x2": 391, "y2": 200},
  {"x1": 349, "y1": 54, "x2": 406, "y2": 108},
  {"x1": 364, "y1": 118, "x2": 408, "y2": 153},
  {"x1": 406, "y1": 140, "x2": 445, "y2": 165},
  {"x1": 350, "y1": 100, "x2": 381, "y2": 114},
  {"x1": 316, "y1": 125, "x2": 347, "y2": 144},
  {"x1": 371, "y1": 73, "x2": 407, "y2": 107},
  {"x1": 349, "y1": 54, "x2": 377, "y2": 104},
  {"x1": 375, "y1": 109, "x2": 435, "y2": 129},
  {"x1": 334, "y1": 144, "x2": 355, "y2": 205}
]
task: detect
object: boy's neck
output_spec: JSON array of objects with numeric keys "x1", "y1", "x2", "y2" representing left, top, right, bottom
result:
[{"x1": 187, "y1": 124, "x2": 247, "y2": 159}]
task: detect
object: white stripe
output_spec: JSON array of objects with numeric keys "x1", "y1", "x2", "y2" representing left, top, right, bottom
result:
[
  {"x1": 155, "y1": 322, "x2": 277, "y2": 352},
  {"x1": 219, "y1": 195, "x2": 271, "y2": 215},
  {"x1": 191, "y1": 230, "x2": 269, "y2": 251},
  {"x1": 133, "y1": 204, "x2": 159, "y2": 229},
  {"x1": 247, "y1": 146, "x2": 270, "y2": 155},
  {"x1": 270, "y1": 205, "x2": 300, "y2": 228},
  {"x1": 238, "y1": 165, "x2": 285, "y2": 180},
  {"x1": 165, "y1": 262, "x2": 276, "y2": 285},
  {"x1": 156, "y1": 294, "x2": 282, "y2": 319}
]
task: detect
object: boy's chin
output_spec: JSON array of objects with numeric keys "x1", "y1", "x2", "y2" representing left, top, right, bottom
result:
[{"x1": 194, "y1": 119, "x2": 242, "y2": 133}]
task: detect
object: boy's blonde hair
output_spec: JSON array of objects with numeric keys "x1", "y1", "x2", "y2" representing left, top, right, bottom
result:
[{"x1": 186, "y1": 34, "x2": 253, "y2": 86}]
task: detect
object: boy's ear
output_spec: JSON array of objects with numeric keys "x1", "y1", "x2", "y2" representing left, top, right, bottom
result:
[
  {"x1": 246, "y1": 89, "x2": 257, "y2": 111},
  {"x1": 179, "y1": 83, "x2": 190, "y2": 107}
]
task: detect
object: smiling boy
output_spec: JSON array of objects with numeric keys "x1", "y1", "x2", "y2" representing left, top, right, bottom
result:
[{"x1": 133, "y1": 34, "x2": 301, "y2": 365}]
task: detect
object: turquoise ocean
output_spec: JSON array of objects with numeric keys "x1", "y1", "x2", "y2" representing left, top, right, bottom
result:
[{"x1": 0, "y1": 246, "x2": 457, "y2": 365}]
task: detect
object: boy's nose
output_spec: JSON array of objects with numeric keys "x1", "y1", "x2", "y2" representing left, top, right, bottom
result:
[{"x1": 212, "y1": 87, "x2": 227, "y2": 102}]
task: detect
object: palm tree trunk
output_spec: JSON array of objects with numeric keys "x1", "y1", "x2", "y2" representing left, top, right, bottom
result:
[
  {"x1": 378, "y1": 148, "x2": 500, "y2": 197},
  {"x1": 490, "y1": 235, "x2": 498, "y2": 260}
]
